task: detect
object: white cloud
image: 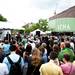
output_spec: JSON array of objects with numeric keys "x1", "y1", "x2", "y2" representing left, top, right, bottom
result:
[{"x1": 0, "y1": 0, "x2": 75, "y2": 28}]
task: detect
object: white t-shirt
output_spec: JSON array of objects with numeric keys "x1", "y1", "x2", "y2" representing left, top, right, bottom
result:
[{"x1": 0, "y1": 63, "x2": 9, "y2": 75}]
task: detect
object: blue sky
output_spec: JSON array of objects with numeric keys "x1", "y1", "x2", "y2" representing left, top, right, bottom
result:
[{"x1": 0, "y1": 0, "x2": 75, "y2": 28}]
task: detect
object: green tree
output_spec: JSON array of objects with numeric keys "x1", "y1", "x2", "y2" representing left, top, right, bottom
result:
[
  {"x1": 38, "y1": 19, "x2": 48, "y2": 31},
  {"x1": 24, "y1": 27, "x2": 31, "y2": 34},
  {"x1": 30, "y1": 23, "x2": 40, "y2": 31},
  {"x1": 23, "y1": 19, "x2": 48, "y2": 33},
  {"x1": 0, "y1": 14, "x2": 7, "y2": 22}
]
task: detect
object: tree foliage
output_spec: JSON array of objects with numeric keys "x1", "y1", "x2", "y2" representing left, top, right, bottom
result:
[
  {"x1": 0, "y1": 14, "x2": 7, "y2": 22},
  {"x1": 23, "y1": 19, "x2": 48, "y2": 33},
  {"x1": 38, "y1": 19, "x2": 48, "y2": 31}
]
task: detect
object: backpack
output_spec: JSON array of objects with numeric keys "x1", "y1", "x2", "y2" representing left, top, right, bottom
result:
[{"x1": 7, "y1": 56, "x2": 22, "y2": 75}]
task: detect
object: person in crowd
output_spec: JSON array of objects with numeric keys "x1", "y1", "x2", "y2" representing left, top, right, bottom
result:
[
  {"x1": 3, "y1": 45, "x2": 24, "y2": 73},
  {"x1": 49, "y1": 36, "x2": 54, "y2": 47},
  {"x1": 61, "y1": 54, "x2": 75, "y2": 75},
  {"x1": 23, "y1": 51, "x2": 30, "y2": 75},
  {"x1": 0, "y1": 46, "x2": 5, "y2": 63},
  {"x1": 3, "y1": 39, "x2": 10, "y2": 56},
  {"x1": 36, "y1": 43, "x2": 41, "y2": 48},
  {"x1": 39, "y1": 44, "x2": 48, "y2": 63},
  {"x1": 0, "y1": 39, "x2": 4, "y2": 47},
  {"x1": 25, "y1": 44, "x2": 32, "y2": 55},
  {"x1": 0, "y1": 62, "x2": 9, "y2": 75},
  {"x1": 26, "y1": 48, "x2": 43, "y2": 75},
  {"x1": 58, "y1": 42, "x2": 74, "y2": 62},
  {"x1": 35, "y1": 37, "x2": 40, "y2": 44},
  {"x1": 64, "y1": 37, "x2": 70, "y2": 43},
  {"x1": 10, "y1": 40, "x2": 20, "y2": 55},
  {"x1": 22, "y1": 35, "x2": 28, "y2": 48},
  {"x1": 18, "y1": 43, "x2": 25, "y2": 57},
  {"x1": 44, "y1": 36, "x2": 50, "y2": 56},
  {"x1": 39, "y1": 51, "x2": 63, "y2": 75},
  {"x1": 53, "y1": 44, "x2": 60, "y2": 55},
  {"x1": 60, "y1": 38, "x2": 65, "y2": 50},
  {"x1": 28, "y1": 39, "x2": 36, "y2": 50},
  {"x1": 16, "y1": 32, "x2": 21, "y2": 43},
  {"x1": 23, "y1": 51, "x2": 30, "y2": 64},
  {"x1": 41, "y1": 43, "x2": 47, "y2": 56},
  {"x1": 70, "y1": 38, "x2": 74, "y2": 50},
  {"x1": 5, "y1": 32, "x2": 11, "y2": 42}
]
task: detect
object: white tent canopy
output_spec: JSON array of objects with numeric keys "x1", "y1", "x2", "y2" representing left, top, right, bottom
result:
[{"x1": 30, "y1": 29, "x2": 45, "y2": 36}]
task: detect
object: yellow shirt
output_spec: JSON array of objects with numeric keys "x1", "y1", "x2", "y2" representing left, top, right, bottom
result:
[
  {"x1": 73, "y1": 61, "x2": 75, "y2": 65},
  {"x1": 39, "y1": 60, "x2": 63, "y2": 75}
]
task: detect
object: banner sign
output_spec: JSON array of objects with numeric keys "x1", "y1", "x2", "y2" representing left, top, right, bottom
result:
[{"x1": 48, "y1": 18, "x2": 75, "y2": 32}]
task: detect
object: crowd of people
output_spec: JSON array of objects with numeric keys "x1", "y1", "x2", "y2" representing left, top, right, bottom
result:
[{"x1": 0, "y1": 32, "x2": 75, "y2": 75}]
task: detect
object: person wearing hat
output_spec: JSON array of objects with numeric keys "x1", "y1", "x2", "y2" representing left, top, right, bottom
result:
[{"x1": 58, "y1": 42, "x2": 74, "y2": 62}]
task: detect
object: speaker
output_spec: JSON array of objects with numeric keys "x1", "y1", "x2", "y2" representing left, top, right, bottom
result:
[{"x1": 36, "y1": 31, "x2": 40, "y2": 37}]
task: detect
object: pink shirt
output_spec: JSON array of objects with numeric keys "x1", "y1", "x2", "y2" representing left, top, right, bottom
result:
[{"x1": 61, "y1": 63, "x2": 75, "y2": 75}]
